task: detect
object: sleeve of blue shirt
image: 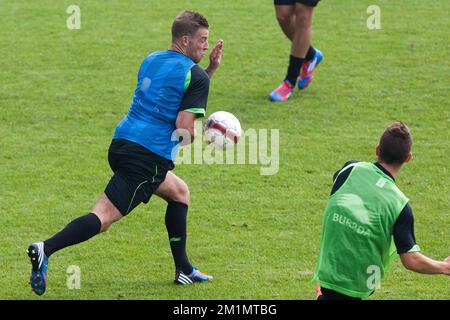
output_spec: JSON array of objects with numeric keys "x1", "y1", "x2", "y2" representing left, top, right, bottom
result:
[{"x1": 179, "y1": 65, "x2": 210, "y2": 117}]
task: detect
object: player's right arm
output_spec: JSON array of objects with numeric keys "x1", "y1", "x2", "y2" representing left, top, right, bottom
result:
[
  {"x1": 400, "y1": 252, "x2": 450, "y2": 275},
  {"x1": 175, "y1": 111, "x2": 197, "y2": 146},
  {"x1": 176, "y1": 65, "x2": 210, "y2": 146},
  {"x1": 205, "y1": 39, "x2": 223, "y2": 78},
  {"x1": 394, "y1": 204, "x2": 450, "y2": 275}
]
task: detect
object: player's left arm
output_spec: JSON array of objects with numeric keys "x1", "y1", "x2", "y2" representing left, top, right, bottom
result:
[{"x1": 205, "y1": 39, "x2": 223, "y2": 78}]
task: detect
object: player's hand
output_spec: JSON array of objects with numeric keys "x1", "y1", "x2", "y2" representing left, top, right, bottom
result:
[
  {"x1": 209, "y1": 39, "x2": 223, "y2": 69},
  {"x1": 205, "y1": 39, "x2": 223, "y2": 77},
  {"x1": 444, "y1": 256, "x2": 450, "y2": 275}
]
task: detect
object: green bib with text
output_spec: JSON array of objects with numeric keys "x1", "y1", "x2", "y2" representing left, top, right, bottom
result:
[{"x1": 313, "y1": 162, "x2": 408, "y2": 298}]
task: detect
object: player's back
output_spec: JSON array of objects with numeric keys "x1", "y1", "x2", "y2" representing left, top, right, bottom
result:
[
  {"x1": 114, "y1": 50, "x2": 195, "y2": 160},
  {"x1": 314, "y1": 162, "x2": 409, "y2": 298}
]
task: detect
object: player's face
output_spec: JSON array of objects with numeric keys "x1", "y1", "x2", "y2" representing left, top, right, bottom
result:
[{"x1": 187, "y1": 28, "x2": 209, "y2": 63}]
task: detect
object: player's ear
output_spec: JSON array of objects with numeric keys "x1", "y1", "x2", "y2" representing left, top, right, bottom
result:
[
  {"x1": 375, "y1": 144, "x2": 380, "y2": 157},
  {"x1": 405, "y1": 152, "x2": 412, "y2": 163},
  {"x1": 180, "y1": 35, "x2": 189, "y2": 47}
]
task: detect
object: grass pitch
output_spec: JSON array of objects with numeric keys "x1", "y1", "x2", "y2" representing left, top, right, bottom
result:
[{"x1": 0, "y1": 0, "x2": 449, "y2": 299}]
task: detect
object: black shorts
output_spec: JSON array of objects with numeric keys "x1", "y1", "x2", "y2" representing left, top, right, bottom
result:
[
  {"x1": 317, "y1": 288, "x2": 362, "y2": 301},
  {"x1": 274, "y1": 0, "x2": 320, "y2": 7},
  {"x1": 104, "y1": 139, "x2": 174, "y2": 216}
]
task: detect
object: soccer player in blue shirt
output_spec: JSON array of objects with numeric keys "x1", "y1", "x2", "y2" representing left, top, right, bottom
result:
[{"x1": 27, "y1": 10, "x2": 224, "y2": 295}]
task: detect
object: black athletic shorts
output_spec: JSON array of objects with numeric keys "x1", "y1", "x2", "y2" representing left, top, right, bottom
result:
[
  {"x1": 104, "y1": 139, "x2": 174, "y2": 216},
  {"x1": 317, "y1": 288, "x2": 362, "y2": 300},
  {"x1": 274, "y1": 0, "x2": 320, "y2": 7}
]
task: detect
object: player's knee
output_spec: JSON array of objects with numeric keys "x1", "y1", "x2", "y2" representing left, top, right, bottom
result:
[
  {"x1": 95, "y1": 210, "x2": 122, "y2": 232},
  {"x1": 178, "y1": 183, "x2": 190, "y2": 205},
  {"x1": 172, "y1": 180, "x2": 190, "y2": 205},
  {"x1": 99, "y1": 219, "x2": 112, "y2": 232},
  {"x1": 276, "y1": 12, "x2": 292, "y2": 26},
  {"x1": 91, "y1": 211, "x2": 111, "y2": 232},
  {"x1": 295, "y1": 12, "x2": 312, "y2": 29},
  {"x1": 92, "y1": 195, "x2": 123, "y2": 232}
]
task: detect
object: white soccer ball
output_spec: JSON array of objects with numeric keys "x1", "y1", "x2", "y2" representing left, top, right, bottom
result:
[{"x1": 204, "y1": 111, "x2": 241, "y2": 149}]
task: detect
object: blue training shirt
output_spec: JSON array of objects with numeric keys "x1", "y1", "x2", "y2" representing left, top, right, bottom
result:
[{"x1": 113, "y1": 50, "x2": 210, "y2": 161}]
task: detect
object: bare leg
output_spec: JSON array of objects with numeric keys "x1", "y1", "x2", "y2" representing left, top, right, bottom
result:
[
  {"x1": 91, "y1": 193, "x2": 124, "y2": 232},
  {"x1": 155, "y1": 171, "x2": 189, "y2": 204},
  {"x1": 291, "y1": 3, "x2": 314, "y2": 58},
  {"x1": 275, "y1": 5, "x2": 296, "y2": 41},
  {"x1": 40, "y1": 193, "x2": 122, "y2": 259}
]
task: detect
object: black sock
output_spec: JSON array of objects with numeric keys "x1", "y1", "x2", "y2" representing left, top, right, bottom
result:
[
  {"x1": 305, "y1": 46, "x2": 315, "y2": 61},
  {"x1": 285, "y1": 55, "x2": 305, "y2": 86},
  {"x1": 43, "y1": 213, "x2": 101, "y2": 257},
  {"x1": 165, "y1": 202, "x2": 192, "y2": 275}
]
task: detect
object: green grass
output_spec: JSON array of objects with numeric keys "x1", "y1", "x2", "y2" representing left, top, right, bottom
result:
[{"x1": 0, "y1": 0, "x2": 449, "y2": 299}]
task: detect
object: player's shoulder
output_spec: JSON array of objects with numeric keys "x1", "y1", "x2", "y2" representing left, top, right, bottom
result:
[
  {"x1": 186, "y1": 65, "x2": 210, "y2": 91},
  {"x1": 338, "y1": 160, "x2": 360, "y2": 173},
  {"x1": 333, "y1": 160, "x2": 359, "y2": 182},
  {"x1": 145, "y1": 50, "x2": 192, "y2": 63},
  {"x1": 144, "y1": 50, "x2": 166, "y2": 60},
  {"x1": 343, "y1": 160, "x2": 360, "y2": 168},
  {"x1": 190, "y1": 65, "x2": 210, "y2": 82}
]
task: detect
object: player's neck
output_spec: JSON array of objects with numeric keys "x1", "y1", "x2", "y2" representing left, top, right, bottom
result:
[
  {"x1": 377, "y1": 161, "x2": 401, "y2": 179},
  {"x1": 170, "y1": 43, "x2": 188, "y2": 57}
]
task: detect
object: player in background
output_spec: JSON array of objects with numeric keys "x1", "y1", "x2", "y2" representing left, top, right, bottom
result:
[
  {"x1": 314, "y1": 122, "x2": 450, "y2": 300},
  {"x1": 269, "y1": 0, "x2": 323, "y2": 102},
  {"x1": 27, "y1": 10, "x2": 224, "y2": 295}
]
